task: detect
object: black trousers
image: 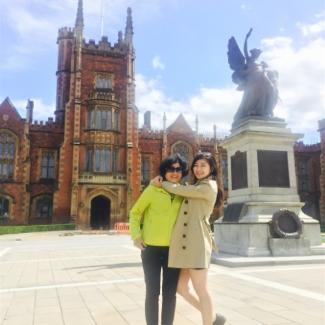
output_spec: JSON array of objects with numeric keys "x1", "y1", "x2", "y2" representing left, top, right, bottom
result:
[{"x1": 141, "y1": 246, "x2": 180, "y2": 325}]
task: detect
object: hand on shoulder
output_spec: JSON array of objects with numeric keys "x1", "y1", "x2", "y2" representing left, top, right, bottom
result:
[{"x1": 150, "y1": 175, "x2": 163, "y2": 187}]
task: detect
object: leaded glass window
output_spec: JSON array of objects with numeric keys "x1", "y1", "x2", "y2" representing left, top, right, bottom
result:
[
  {"x1": 87, "y1": 108, "x2": 114, "y2": 130},
  {"x1": 0, "y1": 196, "x2": 9, "y2": 218},
  {"x1": 41, "y1": 151, "x2": 56, "y2": 179},
  {"x1": 172, "y1": 142, "x2": 191, "y2": 163},
  {"x1": 0, "y1": 131, "x2": 15, "y2": 179},
  {"x1": 141, "y1": 157, "x2": 150, "y2": 185},
  {"x1": 86, "y1": 147, "x2": 116, "y2": 174},
  {"x1": 35, "y1": 195, "x2": 53, "y2": 218},
  {"x1": 95, "y1": 75, "x2": 113, "y2": 90}
]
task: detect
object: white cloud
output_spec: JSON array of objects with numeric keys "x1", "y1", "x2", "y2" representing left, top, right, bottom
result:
[
  {"x1": 136, "y1": 73, "x2": 240, "y2": 137},
  {"x1": 0, "y1": 0, "x2": 163, "y2": 71},
  {"x1": 261, "y1": 32, "x2": 325, "y2": 142},
  {"x1": 297, "y1": 19, "x2": 325, "y2": 37},
  {"x1": 11, "y1": 98, "x2": 55, "y2": 122},
  {"x1": 152, "y1": 56, "x2": 165, "y2": 70},
  {"x1": 137, "y1": 15, "x2": 325, "y2": 143}
]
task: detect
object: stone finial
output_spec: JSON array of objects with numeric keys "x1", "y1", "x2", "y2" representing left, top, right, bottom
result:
[
  {"x1": 118, "y1": 31, "x2": 123, "y2": 43},
  {"x1": 195, "y1": 115, "x2": 199, "y2": 134},
  {"x1": 144, "y1": 111, "x2": 151, "y2": 130},
  {"x1": 124, "y1": 7, "x2": 133, "y2": 46},
  {"x1": 26, "y1": 99, "x2": 34, "y2": 124},
  {"x1": 75, "y1": 0, "x2": 84, "y2": 28},
  {"x1": 163, "y1": 112, "x2": 167, "y2": 131}
]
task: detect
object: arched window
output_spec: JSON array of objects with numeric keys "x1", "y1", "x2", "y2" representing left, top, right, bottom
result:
[
  {"x1": 171, "y1": 141, "x2": 192, "y2": 163},
  {"x1": 0, "y1": 196, "x2": 10, "y2": 218},
  {"x1": 0, "y1": 131, "x2": 16, "y2": 179},
  {"x1": 34, "y1": 195, "x2": 53, "y2": 218}
]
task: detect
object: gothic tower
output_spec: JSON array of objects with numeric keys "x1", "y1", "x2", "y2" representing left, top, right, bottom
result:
[{"x1": 53, "y1": 1, "x2": 140, "y2": 228}]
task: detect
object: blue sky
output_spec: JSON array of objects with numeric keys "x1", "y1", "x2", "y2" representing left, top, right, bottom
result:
[{"x1": 0, "y1": 0, "x2": 324, "y2": 143}]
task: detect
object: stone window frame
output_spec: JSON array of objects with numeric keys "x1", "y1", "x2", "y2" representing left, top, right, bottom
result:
[
  {"x1": 39, "y1": 149, "x2": 57, "y2": 180},
  {"x1": 85, "y1": 145, "x2": 119, "y2": 175},
  {"x1": 94, "y1": 73, "x2": 114, "y2": 90},
  {"x1": 87, "y1": 106, "x2": 120, "y2": 131},
  {"x1": 0, "y1": 194, "x2": 12, "y2": 219},
  {"x1": 31, "y1": 194, "x2": 53, "y2": 219},
  {"x1": 0, "y1": 129, "x2": 18, "y2": 181},
  {"x1": 171, "y1": 141, "x2": 193, "y2": 165},
  {"x1": 141, "y1": 155, "x2": 151, "y2": 186}
]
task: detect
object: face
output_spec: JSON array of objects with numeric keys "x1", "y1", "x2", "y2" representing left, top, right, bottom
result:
[
  {"x1": 193, "y1": 159, "x2": 211, "y2": 180},
  {"x1": 165, "y1": 162, "x2": 182, "y2": 183}
]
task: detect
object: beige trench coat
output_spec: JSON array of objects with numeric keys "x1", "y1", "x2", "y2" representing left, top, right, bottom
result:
[{"x1": 162, "y1": 179, "x2": 218, "y2": 269}]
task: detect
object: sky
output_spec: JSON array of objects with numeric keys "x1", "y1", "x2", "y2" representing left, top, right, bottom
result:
[{"x1": 0, "y1": 0, "x2": 324, "y2": 143}]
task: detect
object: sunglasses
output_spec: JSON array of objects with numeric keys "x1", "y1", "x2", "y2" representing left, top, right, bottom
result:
[{"x1": 166, "y1": 167, "x2": 182, "y2": 173}]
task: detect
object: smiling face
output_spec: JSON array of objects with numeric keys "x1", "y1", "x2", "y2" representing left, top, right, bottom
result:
[
  {"x1": 192, "y1": 159, "x2": 211, "y2": 180},
  {"x1": 164, "y1": 162, "x2": 182, "y2": 183}
]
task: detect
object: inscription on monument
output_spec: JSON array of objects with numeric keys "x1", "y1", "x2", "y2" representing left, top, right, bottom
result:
[
  {"x1": 231, "y1": 151, "x2": 248, "y2": 190},
  {"x1": 257, "y1": 150, "x2": 290, "y2": 187}
]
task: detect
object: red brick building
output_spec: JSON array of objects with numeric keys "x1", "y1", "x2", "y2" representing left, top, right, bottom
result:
[
  {"x1": 0, "y1": 2, "x2": 323, "y2": 228},
  {"x1": 318, "y1": 119, "x2": 325, "y2": 224}
]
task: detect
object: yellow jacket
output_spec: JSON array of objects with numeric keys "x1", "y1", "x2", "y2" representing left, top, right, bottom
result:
[{"x1": 129, "y1": 185, "x2": 183, "y2": 246}]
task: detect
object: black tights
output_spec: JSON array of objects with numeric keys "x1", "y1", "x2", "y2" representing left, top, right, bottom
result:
[{"x1": 141, "y1": 246, "x2": 180, "y2": 325}]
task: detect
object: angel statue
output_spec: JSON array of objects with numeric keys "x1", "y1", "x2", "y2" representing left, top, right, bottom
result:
[{"x1": 228, "y1": 28, "x2": 279, "y2": 127}]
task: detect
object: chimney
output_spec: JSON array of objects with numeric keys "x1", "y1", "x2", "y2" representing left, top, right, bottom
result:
[
  {"x1": 144, "y1": 111, "x2": 151, "y2": 130},
  {"x1": 26, "y1": 99, "x2": 34, "y2": 123}
]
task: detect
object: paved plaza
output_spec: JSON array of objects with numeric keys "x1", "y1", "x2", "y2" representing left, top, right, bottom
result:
[{"x1": 0, "y1": 231, "x2": 324, "y2": 325}]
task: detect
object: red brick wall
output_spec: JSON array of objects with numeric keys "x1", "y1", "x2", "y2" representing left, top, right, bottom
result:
[
  {"x1": 0, "y1": 100, "x2": 29, "y2": 224},
  {"x1": 319, "y1": 119, "x2": 325, "y2": 224}
]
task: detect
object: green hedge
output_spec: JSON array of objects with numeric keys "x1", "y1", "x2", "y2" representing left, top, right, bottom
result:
[{"x1": 0, "y1": 224, "x2": 75, "y2": 235}]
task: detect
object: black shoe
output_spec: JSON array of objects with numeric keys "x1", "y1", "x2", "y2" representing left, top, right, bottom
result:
[{"x1": 213, "y1": 313, "x2": 226, "y2": 325}]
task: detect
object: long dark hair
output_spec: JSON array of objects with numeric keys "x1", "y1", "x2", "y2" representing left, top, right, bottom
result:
[
  {"x1": 191, "y1": 152, "x2": 223, "y2": 208},
  {"x1": 159, "y1": 153, "x2": 188, "y2": 180}
]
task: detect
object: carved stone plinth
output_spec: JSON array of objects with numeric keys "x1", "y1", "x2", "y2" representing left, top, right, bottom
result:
[{"x1": 214, "y1": 119, "x2": 323, "y2": 256}]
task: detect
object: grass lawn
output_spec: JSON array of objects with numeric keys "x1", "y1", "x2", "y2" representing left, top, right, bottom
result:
[{"x1": 0, "y1": 223, "x2": 75, "y2": 235}]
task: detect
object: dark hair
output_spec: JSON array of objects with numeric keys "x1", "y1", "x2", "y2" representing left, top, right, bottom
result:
[
  {"x1": 191, "y1": 152, "x2": 223, "y2": 208},
  {"x1": 159, "y1": 153, "x2": 188, "y2": 179},
  {"x1": 191, "y1": 152, "x2": 217, "y2": 181}
]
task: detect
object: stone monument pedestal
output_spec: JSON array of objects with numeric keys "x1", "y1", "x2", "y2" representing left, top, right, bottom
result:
[{"x1": 214, "y1": 118, "x2": 322, "y2": 257}]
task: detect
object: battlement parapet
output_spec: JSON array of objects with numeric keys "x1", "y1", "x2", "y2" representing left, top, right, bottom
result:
[
  {"x1": 58, "y1": 27, "x2": 74, "y2": 40},
  {"x1": 139, "y1": 129, "x2": 163, "y2": 139},
  {"x1": 83, "y1": 36, "x2": 128, "y2": 55},
  {"x1": 30, "y1": 119, "x2": 63, "y2": 132},
  {"x1": 294, "y1": 141, "x2": 321, "y2": 153}
]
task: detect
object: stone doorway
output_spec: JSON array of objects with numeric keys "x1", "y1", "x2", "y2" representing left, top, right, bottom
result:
[{"x1": 90, "y1": 196, "x2": 111, "y2": 229}]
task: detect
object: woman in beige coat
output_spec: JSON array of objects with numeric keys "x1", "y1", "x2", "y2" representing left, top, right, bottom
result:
[{"x1": 153, "y1": 152, "x2": 225, "y2": 325}]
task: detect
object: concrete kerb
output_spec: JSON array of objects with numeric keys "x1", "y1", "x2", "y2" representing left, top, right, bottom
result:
[{"x1": 212, "y1": 251, "x2": 325, "y2": 267}]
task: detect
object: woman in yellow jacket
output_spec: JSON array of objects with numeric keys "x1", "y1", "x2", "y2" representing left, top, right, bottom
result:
[
  {"x1": 153, "y1": 152, "x2": 225, "y2": 325},
  {"x1": 129, "y1": 154, "x2": 188, "y2": 325}
]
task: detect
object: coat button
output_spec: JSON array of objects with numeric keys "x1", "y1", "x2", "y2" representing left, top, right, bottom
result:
[
  {"x1": 184, "y1": 211, "x2": 188, "y2": 215},
  {"x1": 182, "y1": 246, "x2": 186, "y2": 249},
  {"x1": 184, "y1": 200, "x2": 188, "y2": 204},
  {"x1": 182, "y1": 234, "x2": 186, "y2": 238},
  {"x1": 184, "y1": 223, "x2": 187, "y2": 226}
]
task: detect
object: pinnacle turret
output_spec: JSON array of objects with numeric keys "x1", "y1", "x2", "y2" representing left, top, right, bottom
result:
[
  {"x1": 75, "y1": 0, "x2": 84, "y2": 28},
  {"x1": 124, "y1": 7, "x2": 133, "y2": 46}
]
